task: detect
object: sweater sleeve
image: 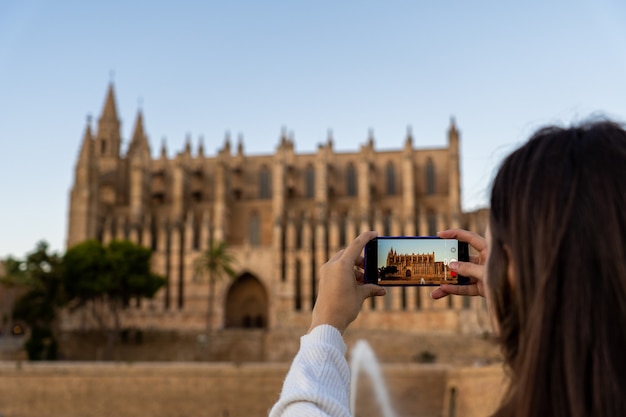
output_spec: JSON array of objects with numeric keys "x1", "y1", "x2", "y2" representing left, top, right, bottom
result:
[{"x1": 268, "y1": 324, "x2": 352, "y2": 417}]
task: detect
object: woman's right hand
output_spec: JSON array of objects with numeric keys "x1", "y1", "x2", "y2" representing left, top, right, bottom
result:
[{"x1": 431, "y1": 228, "x2": 488, "y2": 299}]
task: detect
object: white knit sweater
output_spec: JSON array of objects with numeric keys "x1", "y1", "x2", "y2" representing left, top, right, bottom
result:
[{"x1": 268, "y1": 324, "x2": 352, "y2": 417}]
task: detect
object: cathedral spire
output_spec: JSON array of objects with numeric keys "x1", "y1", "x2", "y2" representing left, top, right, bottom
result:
[
  {"x1": 160, "y1": 137, "x2": 168, "y2": 159},
  {"x1": 68, "y1": 114, "x2": 98, "y2": 247},
  {"x1": 237, "y1": 133, "x2": 244, "y2": 155},
  {"x1": 185, "y1": 133, "x2": 192, "y2": 155},
  {"x1": 367, "y1": 128, "x2": 375, "y2": 147},
  {"x1": 198, "y1": 135, "x2": 205, "y2": 157},
  {"x1": 223, "y1": 131, "x2": 231, "y2": 153},
  {"x1": 77, "y1": 115, "x2": 94, "y2": 164},
  {"x1": 127, "y1": 110, "x2": 151, "y2": 158},
  {"x1": 132, "y1": 110, "x2": 145, "y2": 141},
  {"x1": 101, "y1": 83, "x2": 119, "y2": 123},
  {"x1": 448, "y1": 116, "x2": 459, "y2": 144},
  {"x1": 96, "y1": 82, "x2": 122, "y2": 158}
]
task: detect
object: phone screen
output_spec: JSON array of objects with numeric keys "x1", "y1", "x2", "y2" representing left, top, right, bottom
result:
[{"x1": 364, "y1": 237, "x2": 470, "y2": 286}]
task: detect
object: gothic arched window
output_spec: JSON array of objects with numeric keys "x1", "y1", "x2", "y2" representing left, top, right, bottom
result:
[
  {"x1": 249, "y1": 211, "x2": 261, "y2": 246},
  {"x1": 305, "y1": 165, "x2": 315, "y2": 199},
  {"x1": 386, "y1": 162, "x2": 396, "y2": 195},
  {"x1": 346, "y1": 163, "x2": 357, "y2": 197},
  {"x1": 425, "y1": 158, "x2": 436, "y2": 195},
  {"x1": 339, "y1": 214, "x2": 347, "y2": 247},
  {"x1": 259, "y1": 166, "x2": 272, "y2": 199}
]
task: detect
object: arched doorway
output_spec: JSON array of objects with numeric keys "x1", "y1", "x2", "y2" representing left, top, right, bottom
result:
[{"x1": 224, "y1": 273, "x2": 268, "y2": 329}]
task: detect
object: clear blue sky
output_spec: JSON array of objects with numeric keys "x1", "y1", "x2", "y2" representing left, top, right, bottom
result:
[
  {"x1": 376, "y1": 238, "x2": 458, "y2": 268},
  {"x1": 1, "y1": 0, "x2": 625, "y2": 258}
]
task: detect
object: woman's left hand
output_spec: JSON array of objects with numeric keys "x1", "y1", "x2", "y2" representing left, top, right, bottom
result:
[
  {"x1": 308, "y1": 230, "x2": 387, "y2": 334},
  {"x1": 431, "y1": 228, "x2": 488, "y2": 299}
]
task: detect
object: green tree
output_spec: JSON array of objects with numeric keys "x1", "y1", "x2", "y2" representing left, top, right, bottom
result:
[
  {"x1": 2, "y1": 255, "x2": 32, "y2": 286},
  {"x1": 1, "y1": 241, "x2": 64, "y2": 360},
  {"x1": 64, "y1": 239, "x2": 166, "y2": 359},
  {"x1": 194, "y1": 241, "x2": 236, "y2": 335}
]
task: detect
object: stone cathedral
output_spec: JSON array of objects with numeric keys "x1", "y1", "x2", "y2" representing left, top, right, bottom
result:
[{"x1": 66, "y1": 84, "x2": 490, "y2": 340}]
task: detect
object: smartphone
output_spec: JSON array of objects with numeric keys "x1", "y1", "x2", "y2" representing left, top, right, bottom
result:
[{"x1": 364, "y1": 237, "x2": 470, "y2": 286}]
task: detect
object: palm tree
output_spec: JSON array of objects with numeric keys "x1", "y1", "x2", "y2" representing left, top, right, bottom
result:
[{"x1": 194, "y1": 241, "x2": 236, "y2": 334}]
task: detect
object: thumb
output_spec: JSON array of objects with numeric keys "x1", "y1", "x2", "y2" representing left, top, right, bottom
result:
[{"x1": 359, "y1": 284, "x2": 386, "y2": 301}]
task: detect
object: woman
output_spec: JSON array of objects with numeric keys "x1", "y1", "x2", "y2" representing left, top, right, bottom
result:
[{"x1": 269, "y1": 120, "x2": 626, "y2": 417}]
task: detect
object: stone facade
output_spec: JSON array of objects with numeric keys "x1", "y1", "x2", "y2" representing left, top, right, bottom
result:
[{"x1": 65, "y1": 84, "x2": 490, "y2": 336}]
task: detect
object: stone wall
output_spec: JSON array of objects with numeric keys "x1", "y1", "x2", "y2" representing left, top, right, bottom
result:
[
  {"x1": 444, "y1": 366, "x2": 509, "y2": 417},
  {"x1": 56, "y1": 327, "x2": 501, "y2": 365},
  {"x1": 0, "y1": 361, "x2": 505, "y2": 417}
]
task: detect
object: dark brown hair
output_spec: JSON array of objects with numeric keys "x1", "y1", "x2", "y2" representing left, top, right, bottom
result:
[{"x1": 487, "y1": 120, "x2": 626, "y2": 417}]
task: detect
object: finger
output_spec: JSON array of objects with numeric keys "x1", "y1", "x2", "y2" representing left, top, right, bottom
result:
[
  {"x1": 358, "y1": 284, "x2": 386, "y2": 300},
  {"x1": 342, "y1": 231, "x2": 377, "y2": 261},
  {"x1": 354, "y1": 254, "x2": 364, "y2": 269},
  {"x1": 430, "y1": 287, "x2": 449, "y2": 299},
  {"x1": 433, "y1": 284, "x2": 481, "y2": 297},
  {"x1": 328, "y1": 249, "x2": 345, "y2": 263},
  {"x1": 438, "y1": 229, "x2": 487, "y2": 252},
  {"x1": 354, "y1": 267, "x2": 365, "y2": 281},
  {"x1": 450, "y1": 261, "x2": 484, "y2": 281}
]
